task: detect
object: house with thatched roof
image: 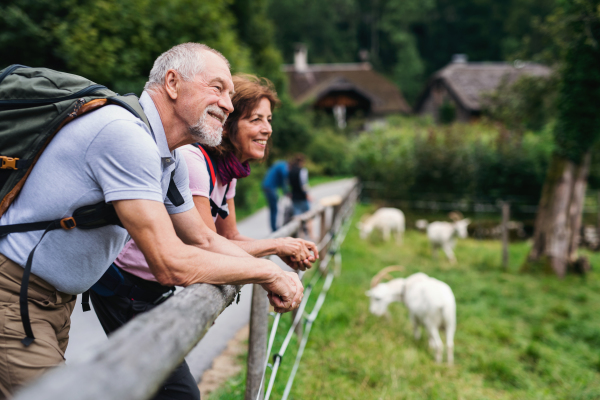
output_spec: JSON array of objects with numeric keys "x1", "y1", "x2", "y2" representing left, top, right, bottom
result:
[
  {"x1": 282, "y1": 45, "x2": 411, "y2": 128},
  {"x1": 415, "y1": 55, "x2": 552, "y2": 122}
]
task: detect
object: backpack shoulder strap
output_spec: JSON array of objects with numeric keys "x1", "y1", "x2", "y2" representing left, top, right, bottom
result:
[
  {"x1": 191, "y1": 143, "x2": 230, "y2": 219},
  {"x1": 167, "y1": 169, "x2": 184, "y2": 207},
  {"x1": 222, "y1": 183, "x2": 231, "y2": 206},
  {"x1": 108, "y1": 95, "x2": 152, "y2": 132},
  {"x1": 192, "y1": 143, "x2": 216, "y2": 196},
  {"x1": 109, "y1": 95, "x2": 184, "y2": 207}
]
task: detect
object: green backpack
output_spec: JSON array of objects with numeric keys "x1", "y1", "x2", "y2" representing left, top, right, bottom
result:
[
  {"x1": 0, "y1": 64, "x2": 152, "y2": 212},
  {"x1": 0, "y1": 64, "x2": 183, "y2": 346}
]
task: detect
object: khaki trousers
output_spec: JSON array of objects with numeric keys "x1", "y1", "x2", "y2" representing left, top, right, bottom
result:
[{"x1": 0, "y1": 253, "x2": 75, "y2": 398}]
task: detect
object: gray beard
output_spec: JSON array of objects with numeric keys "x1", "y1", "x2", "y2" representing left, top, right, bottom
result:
[{"x1": 189, "y1": 106, "x2": 224, "y2": 147}]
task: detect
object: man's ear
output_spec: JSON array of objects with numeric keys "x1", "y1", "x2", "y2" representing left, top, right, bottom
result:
[{"x1": 164, "y1": 69, "x2": 180, "y2": 100}]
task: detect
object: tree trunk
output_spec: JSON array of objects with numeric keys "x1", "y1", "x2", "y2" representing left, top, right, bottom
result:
[{"x1": 526, "y1": 152, "x2": 591, "y2": 277}]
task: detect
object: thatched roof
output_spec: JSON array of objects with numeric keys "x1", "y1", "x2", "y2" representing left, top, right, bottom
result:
[
  {"x1": 418, "y1": 61, "x2": 552, "y2": 112},
  {"x1": 282, "y1": 63, "x2": 411, "y2": 114}
]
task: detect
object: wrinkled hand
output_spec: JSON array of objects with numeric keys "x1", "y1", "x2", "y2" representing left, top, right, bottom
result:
[
  {"x1": 261, "y1": 271, "x2": 304, "y2": 313},
  {"x1": 277, "y1": 237, "x2": 319, "y2": 271}
]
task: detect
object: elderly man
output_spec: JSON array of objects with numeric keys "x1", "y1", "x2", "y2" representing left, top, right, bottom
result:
[{"x1": 0, "y1": 43, "x2": 304, "y2": 398}]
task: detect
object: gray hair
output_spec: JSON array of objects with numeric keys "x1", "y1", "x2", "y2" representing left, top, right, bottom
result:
[{"x1": 144, "y1": 43, "x2": 230, "y2": 91}]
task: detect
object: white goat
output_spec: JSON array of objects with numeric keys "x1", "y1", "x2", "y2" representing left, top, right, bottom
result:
[
  {"x1": 358, "y1": 208, "x2": 405, "y2": 243},
  {"x1": 366, "y1": 268, "x2": 456, "y2": 364},
  {"x1": 426, "y1": 219, "x2": 470, "y2": 264}
]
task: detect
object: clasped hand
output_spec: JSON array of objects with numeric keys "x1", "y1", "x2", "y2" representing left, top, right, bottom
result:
[{"x1": 277, "y1": 237, "x2": 319, "y2": 271}]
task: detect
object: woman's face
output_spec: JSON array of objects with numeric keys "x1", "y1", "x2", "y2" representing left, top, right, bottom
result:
[{"x1": 234, "y1": 97, "x2": 273, "y2": 163}]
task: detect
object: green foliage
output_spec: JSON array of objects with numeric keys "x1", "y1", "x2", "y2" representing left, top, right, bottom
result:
[
  {"x1": 0, "y1": 0, "x2": 70, "y2": 70},
  {"x1": 483, "y1": 73, "x2": 559, "y2": 133},
  {"x1": 267, "y1": 0, "x2": 557, "y2": 105},
  {"x1": 269, "y1": 95, "x2": 312, "y2": 159},
  {"x1": 305, "y1": 128, "x2": 352, "y2": 176},
  {"x1": 414, "y1": 0, "x2": 558, "y2": 74},
  {"x1": 352, "y1": 118, "x2": 554, "y2": 201},
  {"x1": 267, "y1": 0, "x2": 360, "y2": 65},
  {"x1": 0, "y1": 0, "x2": 280, "y2": 94},
  {"x1": 229, "y1": 0, "x2": 285, "y2": 86},
  {"x1": 211, "y1": 207, "x2": 600, "y2": 399},
  {"x1": 551, "y1": 0, "x2": 600, "y2": 163},
  {"x1": 439, "y1": 100, "x2": 456, "y2": 124}
]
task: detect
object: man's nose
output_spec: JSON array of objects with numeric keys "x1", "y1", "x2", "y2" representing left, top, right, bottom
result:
[{"x1": 219, "y1": 93, "x2": 234, "y2": 115}]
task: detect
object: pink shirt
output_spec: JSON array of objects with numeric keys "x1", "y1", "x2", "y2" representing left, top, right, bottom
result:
[
  {"x1": 179, "y1": 145, "x2": 236, "y2": 222},
  {"x1": 115, "y1": 144, "x2": 237, "y2": 282}
]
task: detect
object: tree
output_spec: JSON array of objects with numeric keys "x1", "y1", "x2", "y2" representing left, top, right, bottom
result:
[
  {"x1": 525, "y1": 0, "x2": 600, "y2": 277},
  {"x1": 483, "y1": 73, "x2": 559, "y2": 134},
  {"x1": 1, "y1": 0, "x2": 252, "y2": 93}
]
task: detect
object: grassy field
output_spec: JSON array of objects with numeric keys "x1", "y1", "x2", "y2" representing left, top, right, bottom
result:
[{"x1": 209, "y1": 204, "x2": 600, "y2": 400}]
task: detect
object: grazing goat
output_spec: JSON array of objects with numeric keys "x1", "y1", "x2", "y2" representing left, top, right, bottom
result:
[
  {"x1": 426, "y1": 219, "x2": 470, "y2": 264},
  {"x1": 366, "y1": 267, "x2": 456, "y2": 364},
  {"x1": 358, "y1": 208, "x2": 405, "y2": 243}
]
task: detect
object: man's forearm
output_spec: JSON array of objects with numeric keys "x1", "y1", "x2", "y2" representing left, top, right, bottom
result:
[{"x1": 165, "y1": 246, "x2": 278, "y2": 286}]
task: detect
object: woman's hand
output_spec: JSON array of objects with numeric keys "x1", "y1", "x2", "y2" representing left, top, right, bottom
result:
[{"x1": 276, "y1": 237, "x2": 319, "y2": 271}]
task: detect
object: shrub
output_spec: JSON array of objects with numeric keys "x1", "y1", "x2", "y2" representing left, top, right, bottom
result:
[
  {"x1": 306, "y1": 128, "x2": 352, "y2": 176},
  {"x1": 351, "y1": 118, "x2": 554, "y2": 203}
]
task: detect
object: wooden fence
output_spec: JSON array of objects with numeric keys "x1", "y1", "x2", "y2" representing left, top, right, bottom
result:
[{"x1": 13, "y1": 178, "x2": 360, "y2": 400}]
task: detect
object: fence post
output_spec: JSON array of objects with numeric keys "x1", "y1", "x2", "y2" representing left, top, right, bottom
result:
[
  {"x1": 245, "y1": 284, "x2": 269, "y2": 400},
  {"x1": 319, "y1": 208, "x2": 328, "y2": 242},
  {"x1": 501, "y1": 201, "x2": 510, "y2": 270}
]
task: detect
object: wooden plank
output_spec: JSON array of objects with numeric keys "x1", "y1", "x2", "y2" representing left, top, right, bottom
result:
[
  {"x1": 244, "y1": 284, "x2": 269, "y2": 400},
  {"x1": 267, "y1": 219, "x2": 301, "y2": 239},
  {"x1": 13, "y1": 284, "x2": 240, "y2": 400}
]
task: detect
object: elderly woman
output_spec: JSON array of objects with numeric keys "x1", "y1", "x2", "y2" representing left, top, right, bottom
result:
[{"x1": 179, "y1": 74, "x2": 318, "y2": 270}]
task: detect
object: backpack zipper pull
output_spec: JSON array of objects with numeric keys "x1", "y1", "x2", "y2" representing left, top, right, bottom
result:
[{"x1": 69, "y1": 98, "x2": 86, "y2": 118}]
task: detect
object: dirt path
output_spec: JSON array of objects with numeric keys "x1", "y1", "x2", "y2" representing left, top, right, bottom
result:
[{"x1": 198, "y1": 325, "x2": 249, "y2": 398}]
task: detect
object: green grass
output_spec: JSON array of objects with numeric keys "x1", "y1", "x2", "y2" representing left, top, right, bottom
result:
[{"x1": 210, "y1": 204, "x2": 600, "y2": 399}]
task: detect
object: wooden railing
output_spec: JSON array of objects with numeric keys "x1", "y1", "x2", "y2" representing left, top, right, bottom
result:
[
  {"x1": 13, "y1": 178, "x2": 359, "y2": 400},
  {"x1": 245, "y1": 178, "x2": 360, "y2": 400}
]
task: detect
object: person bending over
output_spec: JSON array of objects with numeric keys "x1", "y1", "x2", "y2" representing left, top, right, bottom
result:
[
  {"x1": 89, "y1": 71, "x2": 309, "y2": 399},
  {"x1": 0, "y1": 43, "x2": 302, "y2": 399}
]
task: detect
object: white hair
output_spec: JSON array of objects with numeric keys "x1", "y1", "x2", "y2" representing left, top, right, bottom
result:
[{"x1": 144, "y1": 43, "x2": 230, "y2": 91}]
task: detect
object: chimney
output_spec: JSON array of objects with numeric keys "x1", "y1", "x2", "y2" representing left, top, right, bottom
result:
[
  {"x1": 294, "y1": 43, "x2": 308, "y2": 72},
  {"x1": 452, "y1": 54, "x2": 468, "y2": 64}
]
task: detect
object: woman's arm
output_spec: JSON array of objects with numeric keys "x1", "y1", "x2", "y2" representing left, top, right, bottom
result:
[
  {"x1": 215, "y1": 197, "x2": 253, "y2": 241},
  {"x1": 213, "y1": 198, "x2": 319, "y2": 270}
]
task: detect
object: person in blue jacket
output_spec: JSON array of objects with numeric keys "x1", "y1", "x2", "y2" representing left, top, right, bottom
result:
[{"x1": 262, "y1": 160, "x2": 289, "y2": 231}]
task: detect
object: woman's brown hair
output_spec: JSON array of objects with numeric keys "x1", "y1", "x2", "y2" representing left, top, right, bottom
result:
[{"x1": 210, "y1": 74, "x2": 280, "y2": 159}]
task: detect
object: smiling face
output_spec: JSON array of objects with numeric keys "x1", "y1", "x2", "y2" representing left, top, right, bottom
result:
[
  {"x1": 232, "y1": 97, "x2": 273, "y2": 162},
  {"x1": 177, "y1": 51, "x2": 235, "y2": 146}
]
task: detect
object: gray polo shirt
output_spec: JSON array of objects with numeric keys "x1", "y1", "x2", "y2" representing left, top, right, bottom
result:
[{"x1": 0, "y1": 92, "x2": 193, "y2": 294}]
